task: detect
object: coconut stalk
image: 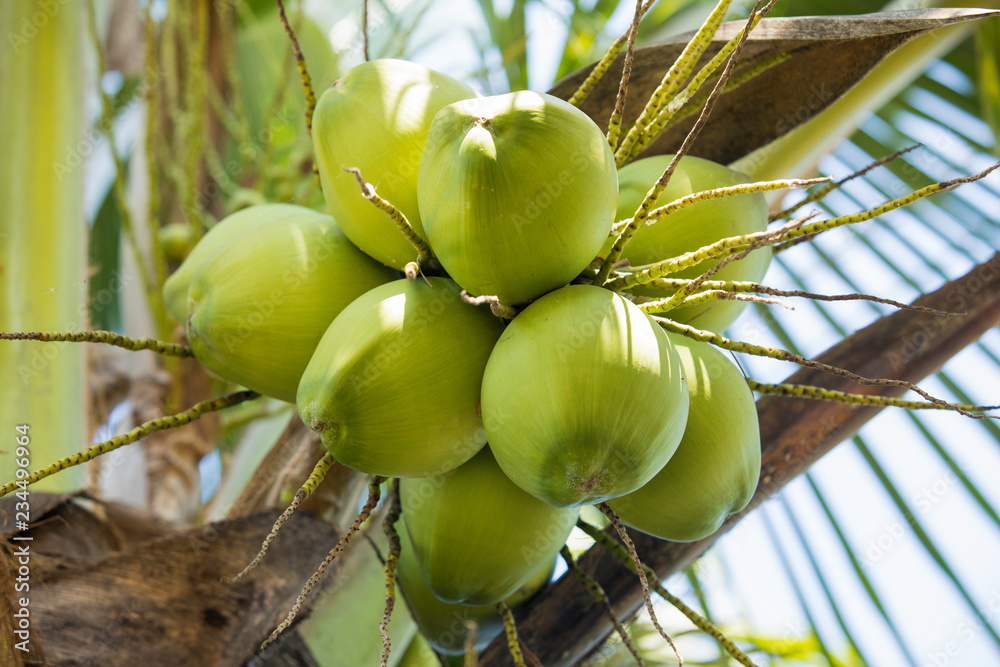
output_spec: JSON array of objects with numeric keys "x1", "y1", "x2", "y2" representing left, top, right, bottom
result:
[{"x1": 0, "y1": 1, "x2": 87, "y2": 492}]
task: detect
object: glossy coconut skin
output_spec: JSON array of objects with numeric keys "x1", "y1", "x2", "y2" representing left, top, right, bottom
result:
[
  {"x1": 399, "y1": 447, "x2": 577, "y2": 606},
  {"x1": 481, "y1": 284, "x2": 690, "y2": 507},
  {"x1": 418, "y1": 91, "x2": 617, "y2": 305},
  {"x1": 609, "y1": 155, "x2": 770, "y2": 333},
  {"x1": 297, "y1": 278, "x2": 504, "y2": 477},
  {"x1": 312, "y1": 59, "x2": 477, "y2": 269},
  {"x1": 395, "y1": 518, "x2": 553, "y2": 656},
  {"x1": 608, "y1": 333, "x2": 760, "y2": 541},
  {"x1": 162, "y1": 203, "x2": 312, "y2": 323},
  {"x1": 186, "y1": 212, "x2": 397, "y2": 403}
]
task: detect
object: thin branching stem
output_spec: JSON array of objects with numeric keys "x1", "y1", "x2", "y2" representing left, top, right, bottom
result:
[
  {"x1": 642, "y1": 52, "x2": 790, "y2": 147},
  {"x1": 464, "y1": 620, "x2": 479, "y2": 666},
  {"x1": 578, "y1": 520, "x2": 758, "y2": 667},
  {"x1": 638, "y1": 278, "x2": 964, "y2": 318},
  {"x1": 275, "y1": 0, "x2": 317, "y2": 138},
  {"x1": 606, "y1": 0, "x2": 644, "y2": 150},
  {"x1": 0, "y1": 331, "x2": 193, "y2": 357},
  {"x1": 605, "y1": 163, "x2": 1000, "y2": 292},
  {"x1": 261, "y1": 475, "x2": 386, "y2": 649},
  {"x1": 631, "y1": 220, "x2": 792, "y2": 316},
  {"x1": 561, "y1": 546, "x2": 646, "y2": 666},
  {"x1": 498, "y1": 601, "x2": 527, "y2": 667},
  {"x1": 224, "y1": 452, "x2": 336, "y2": 584},
  {"x1": 596, "y1": 0, "x2": 775, "y2": 286},
  {"x1": 567, "y1": 0, "x2": 655, "y2": 107},
  {"x1": 625, "y1": 10, "x2": 776, "y2": 161},
  {"x1": 748, "y1": 380, "x2": 998, "y2": 413},
  {"x1": 608, "y1": 177, "x2": 828, "y2": 237},
  {"x1": 677, "y1": 289, "x2": 788, "y2": 309},
  {"x1": 655, "y1": 318, "x2": 991, "y2": 419},
  {"x1": 770, "y1": 144, "x2": 922, "y2": 223},
  {"x1": 345, "y1": 167, "x2": 435, "y2": 266},
  {"x1": 615, "y1": 0, "x2": 736, "y2": 162},
  {"x1": 361, "y1": 0, "x2": 370, "y2": 62},
  {"x1": 598, "y1": 503, "x2": 683, "y2": 664},
  {"x1": 0, "y1": 391, "x2": 259, "y2": 498},
  {"x1": 380, "y1": 479, "x2": 402, "y2": 667}
]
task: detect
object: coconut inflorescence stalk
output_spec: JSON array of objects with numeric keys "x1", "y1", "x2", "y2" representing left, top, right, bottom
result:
[{"x1": 611, "y1": 154, "x2": 771, "y2": 332}]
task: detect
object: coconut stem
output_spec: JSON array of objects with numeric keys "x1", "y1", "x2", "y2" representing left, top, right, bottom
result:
[
  {"x1": 567, "y1": 0, "x2": 655, "y2": 107},
  {"x1": 274, "y1": 0, "x2": 316, "y2": 139},
  {"x1": 361, "y1": 0, "x2": 370, "y2": 61},
  {"x1": 597, "y1": 503, "x2": 683, "y2": 665},
  {"x1": 0, "y1": 330, "x2": 193, "y2": 357},
  {"x1": 770, "y1": 144, "x2": 922, "y2": 223},
  {"x1": 261, "y1": 475, "x2": 386, "y2": 650},
  {"x1": 622, "y1": 11, "x2": 779, "y2": 163},
  {"x1": 605, "y1": 0, "x2": 644, "y2": 151},
  {"x1": 560, "y1": 546, "x2": 646, "y2": 666},
  {"x1": 596, "y1": 0, "x2": 774, "y2": 287},
  {"x1": 641, "y1": 52, "x2": 791, "y2": 150},
  {"x1": 380, "y1": 479, "x2": 402, "y2": 667},
  {"x1": 605, "y1": 162, "x2": 1000, "y2": 292},
  {"x1": 578, "y1": 519, "x2": 759, "y2": 667},
  {"x1": 224, "y1": 452, "x2": 336, "y2": 584},
  {"x1": 608, "y1": 177, "x2": 829, "y2": 237},
  {"x1": 345, "y1": 166, "x2": 436, "y2": 268},
  {"x1": 0, "y1": 391, "x2": 259, "y2": 498},
  {"x1": 629, "y1": 222, "x2": 792, "y2": 317},
  {"x1": 274, "y1": 0, "x2": 320, "y2": 186},
  {"x1": 638, "y1": 279, "x2": 965, "y2": 318},
  {"x1": 655, "y1": 317, "x2": 994, "y2": 420},
  {"x1": 498, "y1": 601, "x2": 528, "y2": 667},
  {"x1": 463, "y1": 620, "x2": 479, "y2": 667},
  {"x1": 460, "y1": 291, "x2": 518, "y2": 319},
  {"x1": 748, "y1": 379, "x2": 999, "y2": 414},
  {"x1": 613, "y1": 0, "x2": 736, "y2": 163},
  {"x1": 677, "y1": 289, "x2": 788, "y2": 310}
]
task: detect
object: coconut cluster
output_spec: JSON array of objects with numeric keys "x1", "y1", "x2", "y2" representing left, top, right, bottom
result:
[{"x1": 163, "y1": 59, "x2": 765, "y2": 653}]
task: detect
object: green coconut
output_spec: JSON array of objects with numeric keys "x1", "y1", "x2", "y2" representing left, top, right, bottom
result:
[
  {"x1": 608, "y1": 333, "x2": 760, "y2": 541},
  {"x1": 297, "y1": 277, "x2": 504, "y2": 477},
  {"x1": 418, "y1": 91, "x2": 618, "y2": 305},
  {"x1": 162, "y1": 203, "x2": 312, "y2": 323},
  {"x1": 186, "y1": 212, "x2": 397, "y2": 403},
  {"x1": 157, "y1": 222, "x2": 196, "y2": 265},
  {"x1": 399, "y1": 447, "x2": 577, "y2": 606},
  {"x1": 608, "y1": 154, "x2": 770, "y2": 333},
  {"x1": 312, "y1": 59, "x2": 477, "y2": 269},
  {"x1": 481, "y1": 284, "x2": 689, "y2": 507},
  {"x1": 395, "y1": 518, "x2": 553, "y2": 656}
]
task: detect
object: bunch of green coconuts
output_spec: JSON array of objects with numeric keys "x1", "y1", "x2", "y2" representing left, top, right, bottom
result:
[{"x1": 163, "y1": 58, "x2": 764, "y2": 655}]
